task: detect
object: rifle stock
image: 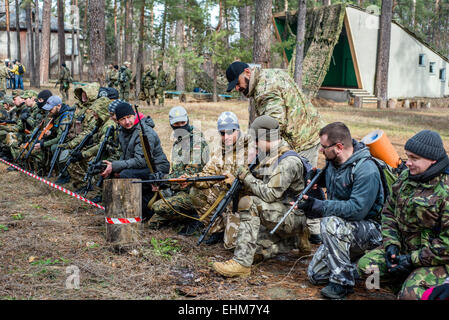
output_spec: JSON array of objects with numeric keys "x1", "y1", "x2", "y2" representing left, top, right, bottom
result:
[
  {"x1": 15, "y1": 118, "x2": 46, "y2": 162},
  {"x1": 132, "y1": 175, "x2": 227, "y2": 184},
  {"x1": 23, "y1": 118, "x2": 54, "y2": 161}
]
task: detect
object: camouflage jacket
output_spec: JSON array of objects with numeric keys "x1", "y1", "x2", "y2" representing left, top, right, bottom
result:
[
  {"x1": 59, "y1": 66, "x2": 71, "y2": 84},
  {"x1": 190, "y1": 132, "x2": 249, "y2": 217},
  {"x1": 106, "y1": 69, "x2": 119, "y2": 85},
  {"x1": 142, "y1": 70, "x2": 157, "y2": 89},
  {"x1": 25, "y1": 105, "x2": 45, "y2": 129},
  {"x1": 82, "y1": 119, "x2": 120, "y2": 161},
  {"x1": 243, "y1": 141, "x2": 305, "y2": 204},
  {"x1": 167, "y1": 125, "x2": 210, "y2": 179},
  {"x1": 382, "y1": 169, "x2": 449, "y2": 267},
  {"x1": 248, "y1": 67, "x2": 325, "y2": 152},
  {"x1": 66, "y1": 96, "x2": 111, "y2": 150},
  {"x1": 41, "y1": 104, "x2": 73, "y2": 149}
]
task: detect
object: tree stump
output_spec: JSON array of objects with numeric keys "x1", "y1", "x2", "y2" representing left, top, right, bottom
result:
[{"x1": 103, "y1": 178, "x2": 143, "y2": 250}]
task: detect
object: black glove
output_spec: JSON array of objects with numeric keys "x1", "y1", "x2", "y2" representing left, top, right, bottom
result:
[
  {"x1": 71, "y1": 150, "x2": 83, "y2": 162},
  {"x1": 388, "y1": 254, "x2": 413, "y2": 276},
  {"x1": 428, "y1": 283, "x2": 449, "y2": 300},
  {"x1": 385, "y1": 244, "x2": 400, "y2": 270},
  {"x1": 20, "y1": 112, "x2": 29, "y2": 120},
  {"x1": 297, "y1": 196, "x2": 324, "y2": 219}
]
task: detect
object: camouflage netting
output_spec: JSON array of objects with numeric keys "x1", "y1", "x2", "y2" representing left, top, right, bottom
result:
[{"x1": 282, "y1": 4, "x2": 346, "y2": 98}]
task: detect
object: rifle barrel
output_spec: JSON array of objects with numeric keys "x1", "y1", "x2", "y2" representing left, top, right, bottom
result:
[{"x1": 132, "y1": 175, "x2": 227, "y2": 184}]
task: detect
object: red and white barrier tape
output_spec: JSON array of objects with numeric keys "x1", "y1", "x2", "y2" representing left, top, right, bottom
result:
[
  {"x1": 0, "y1": 158, "x2": 105, "y2": 211},
  {"x1": 105, "y1": 217, "x2": 141, "y2": 225}
]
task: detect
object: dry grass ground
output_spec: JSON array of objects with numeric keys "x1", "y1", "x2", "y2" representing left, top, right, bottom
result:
[{"x1": 2, "y1": 85, "x2": 447, "y2": 300}]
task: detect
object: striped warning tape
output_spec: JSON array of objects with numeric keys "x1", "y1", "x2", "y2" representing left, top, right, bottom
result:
[
  {"x1": 0, "y1": 158, "x2": 105, "y2": 211},
  {"x1": 105, "y1": 217, "x2": 141, "y2": 225}
]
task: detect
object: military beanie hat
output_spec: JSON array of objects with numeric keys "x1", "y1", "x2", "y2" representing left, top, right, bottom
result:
[
  {"x1": 405, "y1": 130, "x2": 447, "y2": 160},
  {"x1": 115, "y1": 102, "x2": 135, "y2": 121},
  {"x1": 250, "y1": 115, "x2": 280, "y2": 141}
]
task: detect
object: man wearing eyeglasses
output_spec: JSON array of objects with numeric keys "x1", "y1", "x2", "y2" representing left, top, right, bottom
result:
[{"x1": 300, "y1": 122, "x2": 384, "y2": 299}]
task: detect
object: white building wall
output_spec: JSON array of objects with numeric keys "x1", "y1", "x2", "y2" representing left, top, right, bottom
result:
[{"x1": 346, "y1": 6, "x2": 449, "y2": 98}]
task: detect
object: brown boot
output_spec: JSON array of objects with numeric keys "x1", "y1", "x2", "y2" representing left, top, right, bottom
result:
[
  {"x1": 297, "y1": 226, "x2": 312, "y2": 254},
  {"x1": 212, "y1": 259, "x2": 251, "y2": 278}
]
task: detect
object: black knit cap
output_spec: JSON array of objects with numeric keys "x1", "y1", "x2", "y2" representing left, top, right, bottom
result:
[
  {"x1": 37, "y1": 89, "x2": 53, "y2": 103},
  {"x1": 405, "y1": 130, "x2": 447, "y2": 160},
  {"x1": 115, "y1": 102, "x2": 135, "y2": 121}
]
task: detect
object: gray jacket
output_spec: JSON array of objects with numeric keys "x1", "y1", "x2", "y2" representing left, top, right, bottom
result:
[
  {"x1": 112, "y1": 117, "x2": 169, "y2": 174},
  {"x1": 317, "y1": 140, "x2": 384, "y2": 221}
]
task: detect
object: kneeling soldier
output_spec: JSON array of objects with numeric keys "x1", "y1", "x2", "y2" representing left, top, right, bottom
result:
[{"x1": 212, "y1": 115, "x2": 309, "y2": 277}]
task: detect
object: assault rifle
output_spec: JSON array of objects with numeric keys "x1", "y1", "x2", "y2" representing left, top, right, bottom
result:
[
  {"x1": 0, "y1": 120, "x2": 17, "y2": 125},
  {"x1": 197, "y1": 156, "x2": 258, "y2": 246},
  {"x1": 57, "y1": 126, "x2": 98, "y2": 179},
  {"x1": 82, "y1": 125, "x2": 115, "y2": 196},
  {"x1": 15, "y1": 117, "x2": 46, "y2": 162},
  {"x1": 23, "y1": 118, "x2": 54, "y2": 161},
  {"x1": 132, "y1": 175, "x2": 227, "y2": 185},
  {"x1": 269, "y1": 165, "x2": 327, "y2": 235},
  {"x1": 47, "y1": 113, "x2": 75, "y2": 178}
]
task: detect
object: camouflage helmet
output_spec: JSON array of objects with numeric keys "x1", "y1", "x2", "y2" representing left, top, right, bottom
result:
[
  {"x1": 217, "y1": 111, "x2": 240, "y2": 131},
  {"x1": 21, "y1": 90, "x2": 39, "y2": 99},
  {"x1": 2, "y1": 95, "x2": 14, "y2": 106},
  {"x1": 11, "y1": 89, "x2": 24, "y2": 98}
]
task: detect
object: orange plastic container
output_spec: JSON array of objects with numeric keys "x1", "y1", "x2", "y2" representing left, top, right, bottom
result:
[{"x1": 361, "y1": 130, "x2": 401, "y2": 168}]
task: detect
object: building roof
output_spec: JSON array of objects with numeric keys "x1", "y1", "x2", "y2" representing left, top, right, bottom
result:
[
  {"x1": 273, "y1": 4, "x2": 449, "y2": 64},
  {"x1": 0, "y1": 7, "x2": 78, "y2": 33}
]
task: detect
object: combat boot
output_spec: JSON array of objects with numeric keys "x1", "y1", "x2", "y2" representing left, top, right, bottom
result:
[
  {"x1": 320, "y1": 282, "x2": 354, "y2": 300},
  {"x1": 212, "y1": 259, "x2": 251, "y2": 278}
]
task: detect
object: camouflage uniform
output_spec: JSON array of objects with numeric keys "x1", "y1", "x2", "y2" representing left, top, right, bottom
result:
[
  {"x1": 156, "y1": 69, "x2": 168, "y2": 106},
  {"x1": 140, "y1": 67, "x2": 157, "y2": 106},
  {"x1": 232, "y1": 142, "x2": 309, "y2": 267},
  {"x1": 71, "y1": 83, "x2": 101, "y2": 139},
  {"x1": 152, "y1": 125, "x2": 210, "y2": 224},
  {"x1": 248, "y1": 67, "x2": 325, "y2": 236},
  {"x1": 106, "y1": 67, "x2": 119, "y2": 89},
  {"x1": 64, "y1": 96, "x2": 112, "y2": 189},
  {"x1": 118, "y1": 65, "x2": 132, "y2": 101},
  {"x1": 188, "y1": 130, "x2": 250, "y2": 248},
  {"x1": 59, "y1": 65, "x2": 72, "y2": 102},
  {"x1": 358, "y1": 169, "x2": 449, "y2": 300},
  {"x1": 0, "y1": 61, "x2": 8, "y2": 95},
  {"x1": 0, "y1": 96, "x2": 17, "y2": 152}
]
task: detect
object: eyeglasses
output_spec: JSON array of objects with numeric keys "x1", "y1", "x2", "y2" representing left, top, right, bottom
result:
[
  {"x1": 320, "y1": 142, "x2": 342, "y2": 150},
  {"x1": 220, "y1": 129, "x2": 237, "y2": 136}
]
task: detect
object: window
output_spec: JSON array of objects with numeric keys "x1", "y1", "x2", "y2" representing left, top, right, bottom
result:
[
  {"x1": 440, "y1": 68, "x2": 446, "y2": 82},
  {"x1": 65, "y1": 37, "x2": 78, "y2": 56},
  {"x1": 418, "y1": 54, "x2": 426, "y2": 67},
  {"x1": 429, "y1": 62, "x2": 436, "y2": 74}
]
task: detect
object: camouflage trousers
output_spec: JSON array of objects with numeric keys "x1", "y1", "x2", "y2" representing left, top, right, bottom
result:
[
  {"x1": 59, "y1": 84, "x2": 69, "y2": 102},
  {"x1": 143, "y1": 88, "x2": 156, "y2": 106},
  {"x1": 119, "y1": 84, "x2": 130, "y2": 102},
  {"x1": 357, "y1": 248, "x2": 449, "y2": 299},
  {"x1": 156, "y1": 90, "x2": 164, "y2": 106},
  {"x1": 308, "y1": 216, "x2": 382, "y2": 287},
  {"x1": 298, "y1": 141, "x2": 321, "y2": 236},
  {"x1": 151, "y1": 190, "x2": 199, "y2": 224},
  {"x1": 233, "y1": 195, "x2": 308, "y2": 268},
  {"x1": 67, "y1": 157, "x2": 91, "y2": 190}
]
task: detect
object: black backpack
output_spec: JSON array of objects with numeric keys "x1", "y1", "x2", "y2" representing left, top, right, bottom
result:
[{"x1": 18, "y1": 64, "x2": 24, "y2": 75}]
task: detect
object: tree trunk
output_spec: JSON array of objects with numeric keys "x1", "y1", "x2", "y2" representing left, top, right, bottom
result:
[
  {"x1": 175, "y1": 1, "x2": 185, "y2": 92},
  {"x1": 411, "y1": 0, "x2": 416, "y2": 28},
  {"x1": 88, "y1": 0, "x2": 105, "y2": 84},
  {"x1": 58, "y1": 0, "x2": 66, "y2": 73},
  {"x1": 253, "y1": 0, "x2": 272, "y2": 68},
  {"x1": 76, "y1": 0, "x2": 82, "y2": 80},
  {"x1": 135, "y1": 0, "x2": 145, "y2": 99},
  {"x1": 6, "y1": 0, "x2": 11, "y2": 60},
  {"x1": 113, "y1": 0, "x2": 119, "y2": 64},
  {"x1": 124, "y1": 0, "x2": 133, "y2": 63},
  {"x1": 161, "y1": 1, "x2": 168, "y2": 63},
  {"x1": 294, "y1": 0, "x2": 306, "y2": 89},
  {"x1": 322, "y1": 0, "x2": 331, "y2": 5},
  {"x1": 40, "y1": 0, "x2": 51, "y2": 85},
  {"x1": 33, "y1": 0, "x2": 41, "y2": 88},
  {"x1": 71, "y1": 0, "x2": 75, "y2": 78},
  {"x1": 374, "y1": 0, "x2": 393, "y2": 109},
  {"x1": 238, "y1": 4, "x2": 252, "y2": 40},
  {"x1": 15, "y1": 0, "x2": 21, "y2": 61},
  {"x1": 25, "y1": 3, "x2": 35, "y2": 86},
  {"x1": 212, "y1": 63, "x2": 218, "y2": 102}
]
